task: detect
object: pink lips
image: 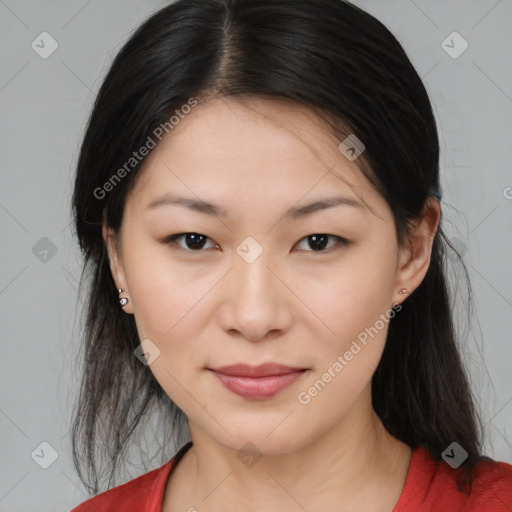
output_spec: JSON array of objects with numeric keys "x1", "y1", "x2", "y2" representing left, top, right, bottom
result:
[{"x1": 208, "y1": 363, "x2": 307, "y2": 400}]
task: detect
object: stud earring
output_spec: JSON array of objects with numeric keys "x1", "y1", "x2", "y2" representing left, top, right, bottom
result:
[
  {"x1": 118, "y1": 288, "x2": 129, "y2": 308},
  {"x1": 392, "y1": 288, "x2": 409, "y2": 308}
]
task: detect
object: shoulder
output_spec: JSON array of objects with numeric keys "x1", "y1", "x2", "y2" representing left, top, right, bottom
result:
[
  {"x1": 396, "y1": 446, "x2": 512, "y2": 511},
  {"x1": 69, "y1": 458, "x2": 174, "y2": 512},
  {"x1": 465, "y1": 456, "x2": 512, "y2": 509}
]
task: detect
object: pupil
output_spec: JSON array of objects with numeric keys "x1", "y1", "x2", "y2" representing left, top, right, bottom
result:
[
  {"x1": 183, "y1": 234, "x2": 329, "y2": 251},
  {"x1": 309, "y1": 235, "x2": 328, "y2": 251},
  {"x1": 186, "y1": 233, "x2": 206, "y2": 250}
]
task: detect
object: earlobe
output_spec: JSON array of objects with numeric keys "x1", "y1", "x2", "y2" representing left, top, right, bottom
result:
[
  {"x1": 102, "y1": 222, "x2": 132, "y2": 313},
  {"x1": 102, "y1": 223, "x2": 121, "y2": 284},
  {"x1": 118, "y1": 288, "x2": 130, "y2": 309},
  {"x1": 394, "y1": 197, "x2": 441, "y2": 304}
]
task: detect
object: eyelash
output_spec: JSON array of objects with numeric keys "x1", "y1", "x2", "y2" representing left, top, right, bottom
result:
[{"x1": 162, "y1": 232, "x2": 350, "y2": 253}]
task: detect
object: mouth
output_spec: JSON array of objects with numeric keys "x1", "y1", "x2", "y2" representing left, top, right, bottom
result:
[{"x1": 207, "y1": 363, "x2": 308, "y2": 400}]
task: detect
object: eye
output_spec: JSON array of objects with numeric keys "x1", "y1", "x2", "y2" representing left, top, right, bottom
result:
[
  {"x1": 165, "y1": 233, "x2": 218, "y2": 251},
  {"x1": 162, "y1": 232, "x2": 349, "y2": 253},
  {"x1": 293, "y1": 234, "x2": 348, "y2": 252}
]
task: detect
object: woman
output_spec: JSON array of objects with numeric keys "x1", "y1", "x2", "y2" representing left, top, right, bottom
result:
[{"x1": 69, "y1": 0, "x2": 512, "y2": 510}]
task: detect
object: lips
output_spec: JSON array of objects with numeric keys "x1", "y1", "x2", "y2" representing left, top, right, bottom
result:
[
  {"x1": 207, "y1": 363, "x2": 307, "y2": 399},
  {"x1": 209, "y1": 363, "x2": 305, "y2": 377}
]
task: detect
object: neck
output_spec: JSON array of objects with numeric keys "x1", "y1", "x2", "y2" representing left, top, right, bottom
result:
[{"x1": 165, "y1": 395, "x2": 412, "y2": 511}]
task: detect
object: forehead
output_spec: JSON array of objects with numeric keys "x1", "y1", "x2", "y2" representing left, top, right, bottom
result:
[{"x1": 126, "y1": 96, "x2": 385, "y2": 220}]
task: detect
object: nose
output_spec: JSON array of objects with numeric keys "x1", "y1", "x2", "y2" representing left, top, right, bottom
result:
[{"x1": 217, "y1": 252, "x2": 294, "y2": 342}]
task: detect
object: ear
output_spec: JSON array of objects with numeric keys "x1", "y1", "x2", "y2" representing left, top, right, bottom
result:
[
  {"x1": 102, "y1": 220, "x2": 134, "y2": 314},
  {"x1": 394, "y1": 197, "x2": 441, "y2": 304}
]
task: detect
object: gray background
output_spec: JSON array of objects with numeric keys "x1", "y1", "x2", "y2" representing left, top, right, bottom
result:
[{"x1": 0, "y1": 0, "x2": 511, "y2": 510}]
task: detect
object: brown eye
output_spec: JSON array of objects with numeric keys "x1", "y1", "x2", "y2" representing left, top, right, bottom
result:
[
  {"x1": 293, "y1": 234, "x2": 349, "y2": 252},
  {"x1": 165, "y1": 233, "x2": 217, "y2": 251}
]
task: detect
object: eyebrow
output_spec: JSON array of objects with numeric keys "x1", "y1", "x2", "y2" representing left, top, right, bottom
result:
[{"x1": 145, "y1": 193, "x2": 365, "y2": 219}]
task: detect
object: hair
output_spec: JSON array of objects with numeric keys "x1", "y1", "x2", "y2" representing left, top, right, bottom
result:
[{"x1": 71, "y1": 0, "x2": 490, "y2": 497}]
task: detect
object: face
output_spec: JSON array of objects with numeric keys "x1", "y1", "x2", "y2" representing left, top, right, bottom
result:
[{"x1": 104, "y1": 96, "x2": 438, "y2": 455}]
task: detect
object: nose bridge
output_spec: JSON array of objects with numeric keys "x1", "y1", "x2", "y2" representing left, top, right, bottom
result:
[
  {"x1": 218, "y1": 239, "x2": 292, "y2": 340},
  {"x1": 233, "y1": 242, "x2": 277, "y2": 304}
]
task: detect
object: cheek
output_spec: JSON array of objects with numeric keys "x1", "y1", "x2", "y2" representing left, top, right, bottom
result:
[
  {"x1": 297, "y1": 243, "x2": 396, "y2": 345},
  {"x1": 124, "y1": 249, "x2": 214, "y2": 411},
  {"x1": 295, "y1": 266, "x2": 396, "y2": 416},
  {"x1": 124, "y1": 241, "x2": 214, "y2": 336}
]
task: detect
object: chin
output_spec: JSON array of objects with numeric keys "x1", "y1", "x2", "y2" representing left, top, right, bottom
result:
[{"x1": 210, "y1": 424, "x2": 310, "y2": 457}]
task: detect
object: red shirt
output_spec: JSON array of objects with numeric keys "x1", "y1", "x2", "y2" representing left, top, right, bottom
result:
[{"x1": 70, "y1": 445, "x2": 512, "y2": 511}]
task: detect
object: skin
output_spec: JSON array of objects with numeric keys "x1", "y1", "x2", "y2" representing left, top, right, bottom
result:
[{"x1": 103, "y1": 96, "x2": 441, "y2": 511}]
